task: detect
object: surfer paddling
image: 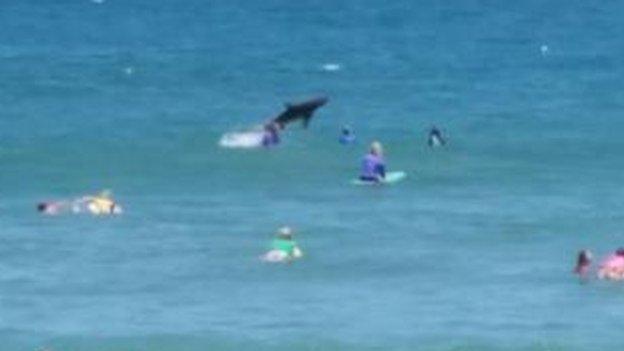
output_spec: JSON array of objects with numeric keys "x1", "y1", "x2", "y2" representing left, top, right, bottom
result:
[{"x1": 36, "y1": 190, "x2": 122, "y2": 216}]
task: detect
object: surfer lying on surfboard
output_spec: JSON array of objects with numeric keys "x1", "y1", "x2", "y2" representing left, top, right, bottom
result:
[
  {"x1": 37, "y1": 190, "x2": 122, "y2": 216},
  {"x1": 359, "y1": 141, "x2": 386, "y2": 182}
]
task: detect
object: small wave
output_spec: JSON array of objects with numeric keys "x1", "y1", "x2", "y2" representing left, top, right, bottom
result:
[{"x1": 321, "y1": 63, "x2": 341, "y2": 72}]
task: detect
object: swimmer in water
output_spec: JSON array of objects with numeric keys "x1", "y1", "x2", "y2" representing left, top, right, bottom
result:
[
  {"x1": 263, "y1": 226, "x2": 303, "y2": 262},
  {"x1": 339, "y1": 125, "x2": 356, "y2": 145},
  {"x1": 598, "y1": 248, "x2": 624, "y2": 281},
  {"x1": 261, "y1": 122, "x2": 280, "y2": 147},
  {"x1": 359, "y1": 141, "x2": 386, "y2": 182},
  {"x1": 37, "y1": 190, "x2": 121, "y2": 216},
  {"x1": 427, "y1": 126, "x2": 446, "y2": 147},
  {"x1": 36, "y1": 201, "x2": 68, "y2": 215},
  {"x1": 573, "y1": 249, "x2": 592, "y2": 280}
]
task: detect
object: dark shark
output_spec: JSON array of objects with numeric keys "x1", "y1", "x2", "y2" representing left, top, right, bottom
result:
[{"x1": 271, "y1": 96, "x2": 328, "y2": 129}]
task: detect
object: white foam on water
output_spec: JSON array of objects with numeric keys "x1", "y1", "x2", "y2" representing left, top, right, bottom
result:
[{"x1": 321, "y1": 63, "x2": 341, "y2": 72}]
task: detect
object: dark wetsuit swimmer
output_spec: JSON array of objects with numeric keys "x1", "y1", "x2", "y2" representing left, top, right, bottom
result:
[{"x1": 428, "y1": 126, "x2": 446, "y2": 147}]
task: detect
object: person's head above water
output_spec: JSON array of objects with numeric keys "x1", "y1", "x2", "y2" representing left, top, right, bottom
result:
[
  {"x1": 341, "y1": 125, "x2": 352, "y2": 135},
  {"x1": 276, "y1": 226, "x2": 294, "y2": 239},
  {"x1": 616, "y1": 248, "x2": 624, "y2": 257},
  {"x1": 370, "y1": 141, "x2": 383, "y2": 156},
  {"x1": 37, "y1": 201, "x2": 63, "y2": 215},
  {"x1": 577, "y1": 249, "x2": 592, "y2": 264},
  {"x1": 574, "y1": 249, "x2": 592, "y2": 276},
  {"x1": 36, "y1": 202, "x2": 48, "y2": 212}
]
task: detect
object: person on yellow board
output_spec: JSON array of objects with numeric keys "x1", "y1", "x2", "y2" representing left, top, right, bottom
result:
[{"x1": 81, "y1": 190, "x2": 122, "y2": 215}]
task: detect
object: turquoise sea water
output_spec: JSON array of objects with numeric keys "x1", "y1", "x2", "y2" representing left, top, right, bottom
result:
[{"x1": 2, "y1": 1, "x2": 624, "y2": 350}]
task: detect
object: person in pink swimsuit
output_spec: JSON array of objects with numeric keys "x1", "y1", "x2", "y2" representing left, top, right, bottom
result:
[{"x1": 598, "y1": 248, "x2": 624, "y2": 280}]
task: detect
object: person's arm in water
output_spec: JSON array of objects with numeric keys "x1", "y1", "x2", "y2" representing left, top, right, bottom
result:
[{"x1": 292, "y1": 244, "x2": 303, "y2": 258}]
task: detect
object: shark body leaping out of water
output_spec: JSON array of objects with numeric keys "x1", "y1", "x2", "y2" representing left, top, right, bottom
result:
[
  {"x1": 270, "y1": 96, "x2": 329, "y2": 129},
  {"x1": 219, "y1": 96, "x2": 328, "y2": 149}
]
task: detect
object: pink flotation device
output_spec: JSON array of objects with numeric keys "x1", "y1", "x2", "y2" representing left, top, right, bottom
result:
[{"x1": 598, "y1": 252, "x2": 624, "y2": 280}]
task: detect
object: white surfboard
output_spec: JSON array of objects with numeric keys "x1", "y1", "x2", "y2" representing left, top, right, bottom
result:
[
  {"x1": 351, "y1": 171, "x2": 407, "y2": 185},
  {"x1": 219, "y1": 130, "x2": 264, "y2": 149},
  {"x1": 260, "y1": 248, "x2": 303, "y2": 263}
]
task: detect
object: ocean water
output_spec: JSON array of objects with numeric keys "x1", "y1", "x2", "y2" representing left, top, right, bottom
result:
[{"x1": 2, "y1": 0, "x2": 624, "y2": 350}]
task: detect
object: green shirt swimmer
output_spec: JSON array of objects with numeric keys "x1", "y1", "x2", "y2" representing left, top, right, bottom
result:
[
  {"x1": 271, "y1": 238, "x2": 297, "y2": 256},
  {"x1": 271, "y1": 226, "x2": 303, "y2": 259}
]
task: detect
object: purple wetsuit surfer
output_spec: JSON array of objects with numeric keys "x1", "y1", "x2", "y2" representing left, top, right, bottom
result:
[
  {"x1": 262, "y1": 122, "x2": 280, "y2": 147},
  {"x1": 360, "y1": 141, "x2": 386, "y2": 182}
]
